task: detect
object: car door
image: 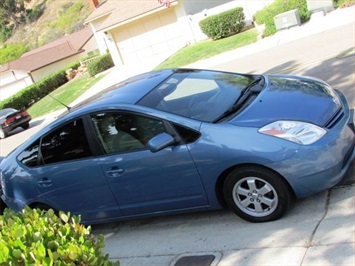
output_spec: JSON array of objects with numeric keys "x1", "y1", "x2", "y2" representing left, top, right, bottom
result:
[
  {"x1": 90, "y1": 111, "x2": 208, "y2": 216},
  {"x1": 18, "y1": 118, "x2": 122, "y2": 222}
]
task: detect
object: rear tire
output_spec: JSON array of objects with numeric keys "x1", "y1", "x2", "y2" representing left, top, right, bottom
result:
[
  {"x1": 223, "y1": 166, "x2": 291, "y2": 222},
  {"x1": 22, "y1": 123, "x2": 30, "y2": 130}
]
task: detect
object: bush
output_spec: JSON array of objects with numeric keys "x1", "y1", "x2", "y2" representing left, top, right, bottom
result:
[
  {"x1": 0, "y1": 24, "x2": 14, "y2": 42},
  {"x1": 25, "y1": 5, "x2": 45, "y2": 23},
  {"x1": 0, "y1": 207, "x2": 119, "y2": 265},
  {"x1": 87, "y1": 53, "x2": 114, "y2": 76},
  {"x1": 334, "y1": 0, "x2": 355, "y2": 7},
  {"x1": 254, "y1": 0, "x2": 310, "y2": 36},
  {"x1": 199, "y1": 7, "x2": 245, "y2": 40},
  {"x1": 0, "y1": 70, "x2": 67, "y2": 110},
  {"x1": 0, "y1": 43, "x2": 29, "y2": 64}
]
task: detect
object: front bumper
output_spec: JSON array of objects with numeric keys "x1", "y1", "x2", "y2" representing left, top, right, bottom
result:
[{"x1": 269, "y1": 106, "x2": 355, "y2": 198}]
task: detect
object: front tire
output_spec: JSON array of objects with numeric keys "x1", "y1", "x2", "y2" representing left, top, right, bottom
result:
[
  {"x1": 0, "y1": 199, "x2": 6, "y2": 214},
  {"x1": 0, "y1": 129, "x2": 7, "y2": 139},
  {"x1": 223, "y1": 166, "x2": 291, "y2": 223}
]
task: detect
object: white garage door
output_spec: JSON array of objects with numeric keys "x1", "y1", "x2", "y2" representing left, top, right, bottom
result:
[{"x1": 113, "y1": 9, "x2": 185, "y2": 65}]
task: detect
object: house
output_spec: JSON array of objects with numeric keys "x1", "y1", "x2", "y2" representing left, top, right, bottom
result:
[
  {"x1": 0, "y1": 27, "x2": 97, "y2": 101},
  {"x1": 84, "y1": 0, "x2": 272, "y2": 69}
]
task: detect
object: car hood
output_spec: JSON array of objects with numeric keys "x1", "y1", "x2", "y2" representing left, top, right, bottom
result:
[{"x1": 229, "y1": 75, "x2": 342, "y2": 127}]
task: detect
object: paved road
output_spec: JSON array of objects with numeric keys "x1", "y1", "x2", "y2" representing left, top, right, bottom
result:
[{"x1": 203, "y1": 22, "x2": 355, "y2": 108}]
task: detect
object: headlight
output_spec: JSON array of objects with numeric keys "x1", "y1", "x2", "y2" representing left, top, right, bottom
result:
[{"x1": 259, "y1": 121, "x2": 327, "y2": 145}]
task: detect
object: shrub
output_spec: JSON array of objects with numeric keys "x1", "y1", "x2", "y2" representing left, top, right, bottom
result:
[
  {"x1": 254, "y1": 0, "x2": 310, "y2": 36},
  {"x1": 25, "y1": 5, "x2": 45, "y2": 23},
  {"x1": 334, "y1": 0, "x2": 355, "y2": 7},
  {"x1": 0, "y1": 24, "x2": 14, "y2": 42},
  {"x1": 0, "y1": 43, "x2": 29, "y2": 64},
  {"x1": 0, "y1": 70, "x2": 67, "y2": 110},
  {"x1": 87, "y1": 53, "x2": 114, "y2": 76},
  {"x1": 199, "y1": 7, "x2": 245, "y2": 40},
  {"x1": 0, "y1": 207, "x2": 119, "y2": 265}
]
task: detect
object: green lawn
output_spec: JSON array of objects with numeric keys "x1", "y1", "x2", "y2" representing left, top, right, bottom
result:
[
  {"x1": 156, "y1": 28, "x2": 258, "y2": 69},
  {"x1": 28, "y1": 73, "x2": 106, "y2": 118},
  {"x1": 28, "y1": 28, "x2": 258, "y2": 118}
]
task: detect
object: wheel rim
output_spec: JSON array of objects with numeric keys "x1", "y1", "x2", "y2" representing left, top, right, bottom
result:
[
  {"x1": 0, "y1": 130, "x2": 5, "y2": 139},
  {"x1": 232, "y1": 176, "x2": 278, "y2": 217}
]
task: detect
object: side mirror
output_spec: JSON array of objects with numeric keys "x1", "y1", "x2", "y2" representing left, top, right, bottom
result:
[{"x1": 148, "y1": 132, "x2": 176, "y2": 153}]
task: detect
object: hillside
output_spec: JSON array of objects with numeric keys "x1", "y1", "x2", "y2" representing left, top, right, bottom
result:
[{"x1": 5, "y1": 0, "x2": 94, "y2": 50}]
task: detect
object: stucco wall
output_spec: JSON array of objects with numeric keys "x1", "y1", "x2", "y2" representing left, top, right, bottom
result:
[{"x1": 0, "y1": 71, "x2": 34, "y2": 101}]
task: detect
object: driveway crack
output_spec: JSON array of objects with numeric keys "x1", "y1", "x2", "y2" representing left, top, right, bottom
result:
[{"x1": 300, "y1": 189, "x2": 331, "y2": 265}]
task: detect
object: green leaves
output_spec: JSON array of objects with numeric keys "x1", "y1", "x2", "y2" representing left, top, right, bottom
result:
[
  {"x1": 87, "y1": 54, "x2": 114, "y2": 77},
  {"x1": 0, "y1": 69, "x2": 67, "y2": 111},
  {"x1": 253, "y1": 0, "x2": 311, "y2": 37},
  {"x1": 199, "y1": 7, "x2": 245, "y2": 40},
  {"x1": 0, "y1": 43, "x2": 28, "y2": 64},
  {"x1": 0, "y1": 207, "x2": 119, "y2": 265}
]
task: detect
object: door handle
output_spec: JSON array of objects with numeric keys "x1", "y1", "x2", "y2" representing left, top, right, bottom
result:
[
  {"x1": 106, "y1": 167, "x2": 125, "y2": 178},
  {"x1": 38, "y1": 177, "x2": 52, "y2": 187}
]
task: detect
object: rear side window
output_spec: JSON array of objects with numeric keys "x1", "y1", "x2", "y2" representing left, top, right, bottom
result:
[
  {"x1": 41, "y1": 119, "x2": 92, "y2": 164},
  {"x1": 18, "y1": 140, "x2": 40, "y2": 167},
  {"x1": 18, "y1": 119, "x2": 92, "y2": 167}
]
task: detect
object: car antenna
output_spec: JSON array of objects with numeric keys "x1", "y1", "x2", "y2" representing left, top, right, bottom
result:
[{"x1": 47, "y1": 94, "x2": 71, "y2": 112}]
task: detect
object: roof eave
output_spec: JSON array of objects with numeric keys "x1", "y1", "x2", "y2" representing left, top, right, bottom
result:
[
  {"x1": 84, "y1": 11, "x2": 113, "y2": 25},
  {"x1": 98, "y1": 2, "x2": 178, "y2": 33}
]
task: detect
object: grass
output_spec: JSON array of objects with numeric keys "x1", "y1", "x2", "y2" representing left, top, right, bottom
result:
[
  {"x1": 28, "y1": 73, "x2": 106, "y2": 118},
  {"x1": 156, "y1": 28, "x2": 258, "y2": 69},
  {"x1": 28, "y1": 28, "x2": 258, "y2": 117}
]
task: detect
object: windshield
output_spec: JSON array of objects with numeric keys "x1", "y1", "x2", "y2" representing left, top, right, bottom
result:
[{"x1": 138, "y1": 70, "x2": 256, "y2": 122}]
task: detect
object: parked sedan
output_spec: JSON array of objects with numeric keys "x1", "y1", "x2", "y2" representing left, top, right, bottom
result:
[
  {"x1": 1, "y1": 69, "x2": 354, "y2": 223},
  {"x1": 0, "y1": 108, "x2": 32, "y2": 139}
]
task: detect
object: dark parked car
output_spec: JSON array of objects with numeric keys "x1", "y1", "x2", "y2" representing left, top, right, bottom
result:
[
  {"x1": 1, "y1": 69, "x2": 354, "y2": 223},
  {"x1": 0, "y1": 108, "x2": 32, "y2": 139}
]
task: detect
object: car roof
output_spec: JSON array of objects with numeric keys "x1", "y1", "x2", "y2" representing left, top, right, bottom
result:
[{"x1": 44, "y1": 69, "x2": 176, "y2": 126}]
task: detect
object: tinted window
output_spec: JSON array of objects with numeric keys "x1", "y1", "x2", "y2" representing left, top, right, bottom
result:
[
  {"x1": 91, "y1": 112, "x2": 166, "y2": 154},
  {"x1": 18, "y1": 140, "x2": 40, "y2": 167},
  {"x1": 173, "y1": 124, "x2": 201, "y2": 144},
  {"x1": 41, "y1": 119, "x2": 92, "y2": 164}
]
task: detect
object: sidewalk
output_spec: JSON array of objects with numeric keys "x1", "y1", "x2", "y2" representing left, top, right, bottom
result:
[{"x1": 88, "y1": 6, "x2": 355, "y2": 266}]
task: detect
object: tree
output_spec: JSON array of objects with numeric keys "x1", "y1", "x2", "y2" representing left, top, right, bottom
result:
[{"x1": 0, "y1": 0, "x2": 26, "y2": 28}]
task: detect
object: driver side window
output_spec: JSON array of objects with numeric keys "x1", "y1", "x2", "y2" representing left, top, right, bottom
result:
[{"x1": 91, "y1": 112, "x2": 166, "y2": 154}]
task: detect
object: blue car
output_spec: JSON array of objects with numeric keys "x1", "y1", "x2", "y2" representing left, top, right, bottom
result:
[{"x1": 1, "y1": 69, "x2": 354, "y2": 223}]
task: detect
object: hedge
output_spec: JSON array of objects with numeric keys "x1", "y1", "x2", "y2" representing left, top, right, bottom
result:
[
  {"x1": 199, "y1": 7, "x2": 245, "y2": 40},
  {"x1": 0, "y1": 207, "x2": 119, "y2": 265},
  {"x1": 87, "y1": 53, "x2": 114, "y2": 77},
  {"x1": 253, "y1": 0, "x2": 310, "y2": 36},
  {"x1": 0, "y1": 70, "x2": 68, "y2": 110},
  {"x1": 0, "y1": 52, "x2": 103, "y2": 111}
]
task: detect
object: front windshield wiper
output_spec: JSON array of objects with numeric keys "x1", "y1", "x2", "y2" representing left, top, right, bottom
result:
[{"x1": 214, "y1": 76, "x2": 265, "y2": 122}]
